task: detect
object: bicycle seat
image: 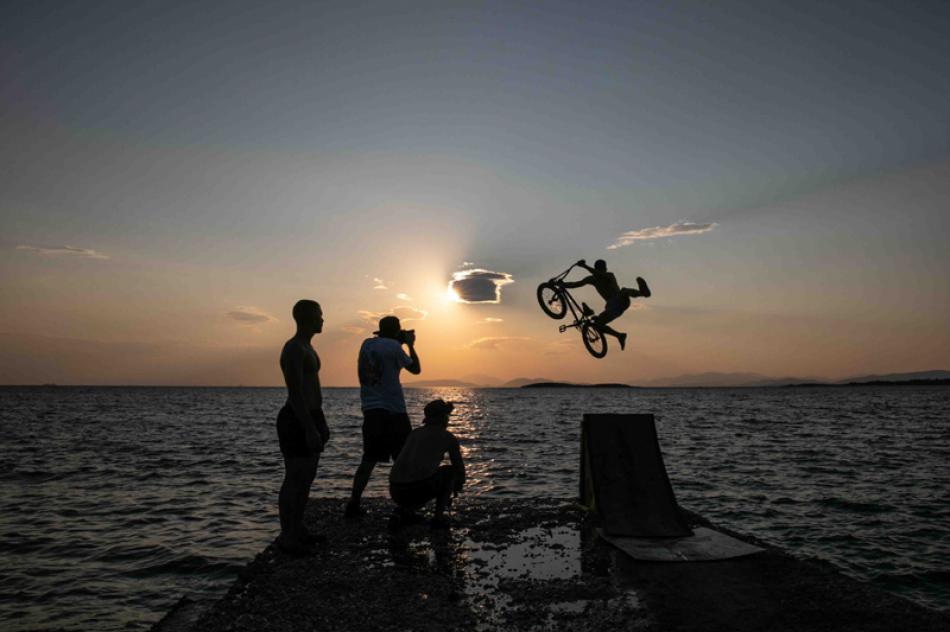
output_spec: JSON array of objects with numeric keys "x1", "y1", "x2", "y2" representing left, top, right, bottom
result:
[{"x1": 581, "y1": 302, "x2": 595, "y2": 317}]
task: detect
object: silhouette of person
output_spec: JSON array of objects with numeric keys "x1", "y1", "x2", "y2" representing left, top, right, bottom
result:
[
  {"x1": 558, "y1": 259, "x2": 651, "y2": 350},
  {"x1": 389, "y1": 399, "x2": 465, "y2": 530},
  {"x1": 275, "y1": 299, "x2": 330, "y2": 554},
  {"x1": 345, "y1": 315, "x2": 421, "y2": 518}
]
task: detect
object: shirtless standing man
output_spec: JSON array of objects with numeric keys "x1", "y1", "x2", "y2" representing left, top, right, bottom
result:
[
  {"x1": 276, "y1": 299, "x2": 331, "y2": 554},
  {"x1": 558, "y1": 259, "x2": 651, "y2": 350}
]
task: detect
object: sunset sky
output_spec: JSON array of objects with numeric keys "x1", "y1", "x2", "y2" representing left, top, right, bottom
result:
[{"x1": 2, "y1": 1, "x2": 949, "y2": 386}]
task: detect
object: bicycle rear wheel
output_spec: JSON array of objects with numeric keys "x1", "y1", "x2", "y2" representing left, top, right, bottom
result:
[
  {"x1": 581, "y1": 322, "x2": 607, "y2": 358},
  {"x1": 537, "y1": 282, "x2": 567, "y2": 319}
]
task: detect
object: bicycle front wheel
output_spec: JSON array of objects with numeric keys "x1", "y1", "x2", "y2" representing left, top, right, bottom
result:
[
  {"x1": 537, "y1": 282, "x2": 567, "y2": 319},
  {"x1": 581, "y1": 322, "x2": 607, "y2": 358}
]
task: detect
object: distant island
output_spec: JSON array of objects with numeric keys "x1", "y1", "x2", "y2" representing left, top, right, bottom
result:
[
  {"x1": 521, "y1": 382, "x2": 636, "y2": 389},
  {"x1": 787, "y1": 378, "x2": 950, "y2": 388}
]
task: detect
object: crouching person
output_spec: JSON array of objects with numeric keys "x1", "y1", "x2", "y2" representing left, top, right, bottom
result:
[{"x1": 388, "y1": 399, "x2": 465, "y2": 530}]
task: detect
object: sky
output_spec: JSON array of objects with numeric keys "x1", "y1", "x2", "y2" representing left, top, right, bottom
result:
[{"x1": 2, "y1": 0, "x2": 949, "y2": 386}]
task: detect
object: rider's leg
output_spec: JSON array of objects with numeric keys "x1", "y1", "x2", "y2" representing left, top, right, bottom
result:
[
  {"x1": 593, "y1": 312, "x2": 627, "y2": 350},
  {"x1": 621, "y1": 277, "x2": 651, "y2": 299}
]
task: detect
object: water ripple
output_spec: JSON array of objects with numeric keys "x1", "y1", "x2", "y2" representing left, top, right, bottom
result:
[{"x1": 0, "y1": 385, "x2": 948, "y2": 630}]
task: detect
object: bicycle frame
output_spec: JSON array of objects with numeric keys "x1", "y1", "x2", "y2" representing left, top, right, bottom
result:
[{"x1": 548, "y1": 265, "x2": 595, "y2": 332}]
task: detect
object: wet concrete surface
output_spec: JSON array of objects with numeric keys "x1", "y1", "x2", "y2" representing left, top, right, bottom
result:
[{"x1": 155, "y1": 497, "x2": 949, "y2": 632}]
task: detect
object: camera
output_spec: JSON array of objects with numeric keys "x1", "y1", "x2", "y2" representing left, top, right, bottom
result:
[{"x1": 398, "y1": 329, "x2": 416, "y2": 344}]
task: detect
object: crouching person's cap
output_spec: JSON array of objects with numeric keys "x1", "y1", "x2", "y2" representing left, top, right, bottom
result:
[{"x1": 423, "y1": 398, "x2": 454, "y2": 420}]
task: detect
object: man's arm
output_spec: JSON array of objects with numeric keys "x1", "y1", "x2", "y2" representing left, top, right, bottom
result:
[
  {"x1": 281, "y1": 343, "x2": 323, "y2": 453},
  {"x1": 448, "y1": 435, "x2": 466, "y2": 493},
  {"x1": 404, "y1": 331, "x2": 421, "y2": 375}
]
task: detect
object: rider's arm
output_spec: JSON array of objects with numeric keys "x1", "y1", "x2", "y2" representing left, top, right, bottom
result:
[
  {"x1": 281, "y1": 344, "x2": 322, "y2": 453},
  {"x1": 575, "y1": 259, "x2": 595, "y2": 274},
  {"x1": 560, "y1": 275, "x2": 594, "y2": 290}
]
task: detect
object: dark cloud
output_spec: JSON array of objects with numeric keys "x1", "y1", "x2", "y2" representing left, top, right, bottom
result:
[{"x1": 449, "y1": 269, "x2": 514, "y2": 304}]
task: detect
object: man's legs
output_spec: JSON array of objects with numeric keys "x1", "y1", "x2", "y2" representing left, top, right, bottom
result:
[
  {"x1": 433, "y1": 465, "x2": 456, "y2": 521},
  {"x1": 621, "y1": 277, "x2": 651, "y2": 299},
  {"x1": 593, "y1": 312, "x2": 627, "y2": 350},
  {"x1": 279, "y1": 454, "x2": 318, "y2": 550},
  {"x1": 347, "y1": 459, "x2": 376, "y2": 516}
]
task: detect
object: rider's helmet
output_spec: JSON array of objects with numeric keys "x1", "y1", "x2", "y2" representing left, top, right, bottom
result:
[{"x1": 594, "y1": 259, "x2": 607, "y2": 272}]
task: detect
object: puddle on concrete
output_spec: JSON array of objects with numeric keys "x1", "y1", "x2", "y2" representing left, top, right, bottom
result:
[
  {"x1": 465, "y1": 526, "x2": 581, "y2": 581},
  {"x1": 460, "y1": 525, "x2": 642, "y2": 630}
]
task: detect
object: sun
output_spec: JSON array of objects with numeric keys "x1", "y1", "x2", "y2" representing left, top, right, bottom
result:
[{"x1": 445, "y1": 286, "x2": 462, "y2": 303}]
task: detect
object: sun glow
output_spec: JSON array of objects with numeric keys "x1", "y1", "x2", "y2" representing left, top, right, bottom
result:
[{"x1": 445, "y1": 286, "x2": 462, "y2": 303}]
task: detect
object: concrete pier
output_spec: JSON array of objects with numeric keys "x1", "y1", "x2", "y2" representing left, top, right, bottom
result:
[{"x1": 153, "y1": 497, "x2": 949, "y2": 632}]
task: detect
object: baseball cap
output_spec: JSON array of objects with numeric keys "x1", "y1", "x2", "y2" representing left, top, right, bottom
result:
[
  {"x1": 423, "y1": 398, "x2": 454, "y2": 420},
  {"x1": 374, "y1": 315, "x2": 401, "y2": 337}
]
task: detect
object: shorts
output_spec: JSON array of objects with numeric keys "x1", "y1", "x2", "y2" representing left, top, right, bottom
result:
[
  {"x1": 276, "y1": 405, "x2": 326, "y2": 458},
  {"x1": 361, "y1": 408, "x2": 412, "y2": 463},
  {"x1": 597, "y1": 294, "x2": 630, "y2": 325},
  {"x1": 390, "y1": 466, "x2": 454, "y2": 510}
]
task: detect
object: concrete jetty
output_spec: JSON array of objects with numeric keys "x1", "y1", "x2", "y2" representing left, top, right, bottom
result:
[{"x1": 153, "y1": 497, "x2": 949, "y2": 632}]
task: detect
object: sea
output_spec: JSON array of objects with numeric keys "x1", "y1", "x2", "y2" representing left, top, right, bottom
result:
[{"x1": 1, "y1": 385, "x2": 948, "y2": 631}]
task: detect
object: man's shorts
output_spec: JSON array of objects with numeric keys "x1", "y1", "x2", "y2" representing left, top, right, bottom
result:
[
  {"x1": 361, "y1": 408, "x2": 412, "y2": 463},
  {"x1": 276, "y1": 405, "x2": 325, "y2": 459},
  {"x1": 390, "y1": 466, "x2": 453, "y2": 510},
  {"x1": 597, "y1": 294, "x2": 631, "y2": 325}
]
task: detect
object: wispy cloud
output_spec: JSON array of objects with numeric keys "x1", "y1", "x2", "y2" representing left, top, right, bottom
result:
[
  {"x1": 372, "y1": 277, "x2": 388, "y2": 290},
  {"x1": 465, "y1": 336, "x2": 530, "y2": 350},
  {"x1": 16, "y1": 244, "x2": 109, "y2": 260},
  {"x1": 608, "y1": 221, "x2": 718, "y2": 249},
  {"x1": 477, "y1": 317, "x2": 504, "y2": 324},
  {"x1": 396, "y1": 293, "x2": 412, "y2": 301},
  {"x1": 358, "y1": 305, "x2": 429, "y2": 326},
  {"x1": 226, "y1": 307, "x2": 277, "y2": 324},
  {"x1": 448, "y1": 269, "x2": 514, "y2": 304}
]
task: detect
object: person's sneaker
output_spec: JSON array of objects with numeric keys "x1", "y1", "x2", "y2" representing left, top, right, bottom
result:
[
  {"x1": 399, "y1": 510, "x2": 424, "y2": 526},
  {"x1": 387, "y1": 512, "x2": 403, "y2": 534},
  {"x1": 302, "y1": 529, "x2": 327, "y2": 545},
  {"x1": 429, "y1": 516, "x2": 451, "y2": 530},
  {"x1": 276, "y1": 537, "x2": 314, "y2": 557},
  {"x1": 636, "y1": 277, "x2": 651, "y2": 298},
  {"x1": 619, "y1": 332, "x2": 627, "y2": 351},
  {"x1": 344, "y1": 502, "x2": 367, "y2": 519}
]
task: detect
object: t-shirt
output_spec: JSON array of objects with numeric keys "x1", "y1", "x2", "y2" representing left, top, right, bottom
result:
[{"x1": 358, "y1": 337, "x2": 412, "y2": 413}]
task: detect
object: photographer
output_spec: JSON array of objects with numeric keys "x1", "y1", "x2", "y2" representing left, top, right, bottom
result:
[{"x1": 345, "y1": 315, "x2": 421, "y2": 518}]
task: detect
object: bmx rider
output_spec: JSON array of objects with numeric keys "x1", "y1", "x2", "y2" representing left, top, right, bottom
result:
[{"x1": 557, "y1": 259, "x2": 651, "y2": 350}]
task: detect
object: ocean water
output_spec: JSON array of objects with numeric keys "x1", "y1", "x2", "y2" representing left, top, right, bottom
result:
[{"x1": 1, "y1": 385, "x2": 948, "y2": 630}]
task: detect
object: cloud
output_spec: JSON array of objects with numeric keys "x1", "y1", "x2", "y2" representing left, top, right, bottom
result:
[
  {"x1": 16, "y1": 244, "x2": 109, "y2": 259},
  {"x1": 372, "y1": 277, "x2": 388, "y2": 290},
  {"x1": 226, "y1": 307, "x2": 277, "y2": 324},
  {"x1": 607, "y1": 221, "x2": 717, "y2": 249},
  {"x1": 396, "y1": 293, "x2": 412, "y2": 301},
  {"x1": 448, "y1": 269, "x2": 515, "y2": 304},
  {"x1": 477, "y1": 317, "x2": 504, "y2": 324},
  {"x1": 358, "y1": 305, "x2": 429, "y2": 326},
  {"x1": 465, "y1": 336, "x2": 530, "y2": 350}
]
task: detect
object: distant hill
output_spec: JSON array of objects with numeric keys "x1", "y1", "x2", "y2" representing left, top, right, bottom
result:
[
  {"x1": 837, "y1": 370, "x2": 950, "y2": 384},
  {"x1": 638, "y1": 370, "x2": 950, "y2": 388},
  {"x1": 645, "y1": 372, "x2": 781, "y2": 387},
  {"x1": 403, "y1": 379, "x2": 480, "y2": 388},
  {"x1": 501, "y1": 377, "x2": 556, "y2": 388},
  {"x1": 521, "y1": 382, "x2": 634, "y2": 389}
]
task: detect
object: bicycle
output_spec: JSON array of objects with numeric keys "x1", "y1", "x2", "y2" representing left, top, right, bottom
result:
[{"x1": 536, "y1": 264, "x2": 608, "y2": 358}]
